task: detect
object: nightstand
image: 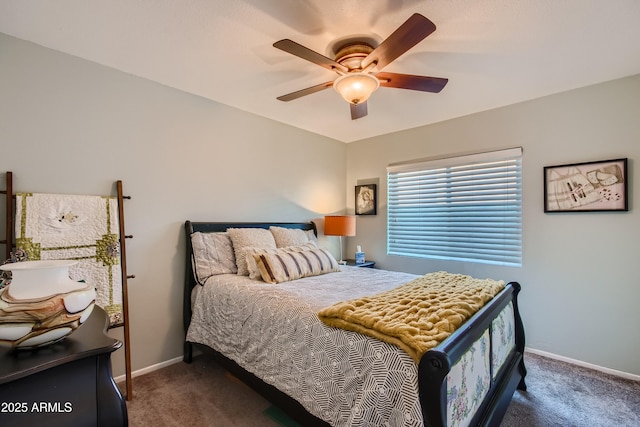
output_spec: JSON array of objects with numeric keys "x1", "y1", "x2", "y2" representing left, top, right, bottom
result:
[
  {"x1": 0, "y1": 306, "x2": 127, "y2": 427},
  {"x1": 345, "y1": 259, "x2": 375, "y2": 268}
]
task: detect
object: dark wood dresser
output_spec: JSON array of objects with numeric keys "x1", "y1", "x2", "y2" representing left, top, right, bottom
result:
[{"x1": 0, "y1": 306, "x2": 128, "y2": 426}]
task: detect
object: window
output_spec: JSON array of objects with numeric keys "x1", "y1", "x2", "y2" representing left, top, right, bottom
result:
[{"x1": 387, "y1": 148, "x2": 522, "y2": 267}]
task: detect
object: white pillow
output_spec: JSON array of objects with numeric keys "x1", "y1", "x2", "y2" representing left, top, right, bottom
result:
[
  {"x1": 269, "y1": 226, "x2": 317, "y2": 248},
  {"x1": 227, "y1": 228, "x2": 277, "y2": 276},
  {"x1": 305, "y1": 229, "x2": 319, "y2": 245},
  {"x1": 190, "y1": 232, "x2": 237, "y2": 284}
]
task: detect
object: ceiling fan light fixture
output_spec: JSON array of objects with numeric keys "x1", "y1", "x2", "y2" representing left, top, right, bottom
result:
[{"x1": 333, "y1": 73, "x2": 380, "y2": 105}]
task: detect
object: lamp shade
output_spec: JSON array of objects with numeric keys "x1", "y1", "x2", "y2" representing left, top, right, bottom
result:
[
  {"x1": 333, "y1": 73, "x2": 380, "y2": 105},
  {"x1": 324, "y1": 215, "x2": 356, "y2": 237}
]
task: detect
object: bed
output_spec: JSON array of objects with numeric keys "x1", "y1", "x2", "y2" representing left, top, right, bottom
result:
[{"x1": 183, "y1": 221, "x2": 526, "y2": 427}]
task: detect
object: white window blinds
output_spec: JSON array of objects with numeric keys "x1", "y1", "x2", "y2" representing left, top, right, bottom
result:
[{"x1": 387, "y1": 147, "x2": 522, "y2": 267}]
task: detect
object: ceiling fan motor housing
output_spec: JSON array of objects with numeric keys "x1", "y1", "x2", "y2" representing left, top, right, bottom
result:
[{"x1": 334, "y1": 42, "x2": 375, "y2": 70}]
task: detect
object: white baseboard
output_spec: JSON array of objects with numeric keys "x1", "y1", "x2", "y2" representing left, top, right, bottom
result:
[
  {"x1": 525, "y1": 347, "x2": 640, "y2": 381},
  {"x1": 114, "y1": 355, "x2": 183, "y2": 384},
  {"x1": 115, "y1": 348, "x2": 639, "y2": 384}
]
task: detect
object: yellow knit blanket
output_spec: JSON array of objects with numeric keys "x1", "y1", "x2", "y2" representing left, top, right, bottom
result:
[{"x1": 318, "y1": 271, "x2": 505, "y2": 363}]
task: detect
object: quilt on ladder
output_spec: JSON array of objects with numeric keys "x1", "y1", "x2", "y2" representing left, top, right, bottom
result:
[{"x1": 15, "y1": 192, "x2": 123, "y2": 327}]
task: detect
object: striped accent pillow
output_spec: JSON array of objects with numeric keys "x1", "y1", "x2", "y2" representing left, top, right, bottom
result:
[
  {"x1": 253, "y1": 247, "x2": 340, "y2": 284},
  {"x1": 245, "y1": 243, "x2": 318, "y2": 280}
]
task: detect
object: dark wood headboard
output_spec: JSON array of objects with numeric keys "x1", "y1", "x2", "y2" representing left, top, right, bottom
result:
[{"x1": 183, "y1": 221, "x2": 317, "y2": 337}]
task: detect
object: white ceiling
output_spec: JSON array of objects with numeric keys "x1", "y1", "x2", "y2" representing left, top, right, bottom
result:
[{"x1": 2, "y1": 1, "x2": 640, "y2": 143}]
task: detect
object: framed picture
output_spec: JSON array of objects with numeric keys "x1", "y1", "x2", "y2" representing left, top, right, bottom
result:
[
  {"x1": 355, "y1": 184, "x2": 377, "y2": 215},
  {"x1": 544, "y1": 158, "x2": 628, "y2": 212}
]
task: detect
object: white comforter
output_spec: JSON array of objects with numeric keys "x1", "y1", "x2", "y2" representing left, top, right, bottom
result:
[{"x1": 186, "y1": 266, "x2": 424, "y2": 426}]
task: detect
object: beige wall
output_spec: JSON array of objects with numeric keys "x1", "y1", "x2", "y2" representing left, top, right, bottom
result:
[
  {"x1": 0, "y1": 34, "x2": 346, "y2": 376},
  {"x1": 3, "y1": 31, "x2": 639, "y2": 378},
  {"x1": 346, "y1": 75, "x2": 640, "y2": 375}
]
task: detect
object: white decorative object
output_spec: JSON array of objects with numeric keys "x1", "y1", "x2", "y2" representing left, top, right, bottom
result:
[{"x1": 0, "y1": 260, "x2": 96, "y2": 348}]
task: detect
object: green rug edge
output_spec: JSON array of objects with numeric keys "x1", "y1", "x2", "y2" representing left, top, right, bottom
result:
[{"x1": 263, "y1": 405, "x2": 302, "y2": 427}]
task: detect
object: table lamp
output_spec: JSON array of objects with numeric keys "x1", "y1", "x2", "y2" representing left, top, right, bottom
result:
[{"x1": 324, "y1": 215, "x2": 356, "y2": 265}]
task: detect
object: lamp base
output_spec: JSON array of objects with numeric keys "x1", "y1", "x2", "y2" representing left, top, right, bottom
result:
[{"x1": 338, "y1": 237, "x2": 347, "y2": 266}]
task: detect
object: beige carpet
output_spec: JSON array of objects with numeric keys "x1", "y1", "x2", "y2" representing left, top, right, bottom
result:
[
  {"x1": 501, "y1": 353, "x2": 639, "y2": 427},
  {"x1": 122, "y1": 352, "x2": 640, "y2": 427},
  {"x1": 123, "y1": 356, "x2": 282, "y2": 427}
]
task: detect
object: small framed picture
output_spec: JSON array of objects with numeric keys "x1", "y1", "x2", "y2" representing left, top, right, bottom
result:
[
  {"x1": 355, "y1": 184, "x2": 377, "y2": 215},
  {"x1": 544, "y1": 158, "x2": 628, "y2": 212}
]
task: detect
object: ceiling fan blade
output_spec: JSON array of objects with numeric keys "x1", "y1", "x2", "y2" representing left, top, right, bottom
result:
[
  {"x1": 350, "y1": 102, "x2": 368, "y2": 120},
  {"x1": 376, "y1": 72, "x2": 448, "y2": 93},
  {"x1": 274, "y1": 39, "x2": 348, "y2": 73},
  {"x1": 361, "y1": 13, "x2": 436, "y2": 72},
  {"x1": 276, "y1": 81, "x2": 334, "y2": 102}
]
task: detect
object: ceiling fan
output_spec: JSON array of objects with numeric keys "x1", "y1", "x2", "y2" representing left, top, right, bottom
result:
[{"x1": 273, "y1": 13, "x2": 448, "y2": 120}]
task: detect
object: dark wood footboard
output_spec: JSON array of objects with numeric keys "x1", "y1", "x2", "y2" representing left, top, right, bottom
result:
[{"x1": 419, "y1": 282, "x2": 526, "y2": 427}]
